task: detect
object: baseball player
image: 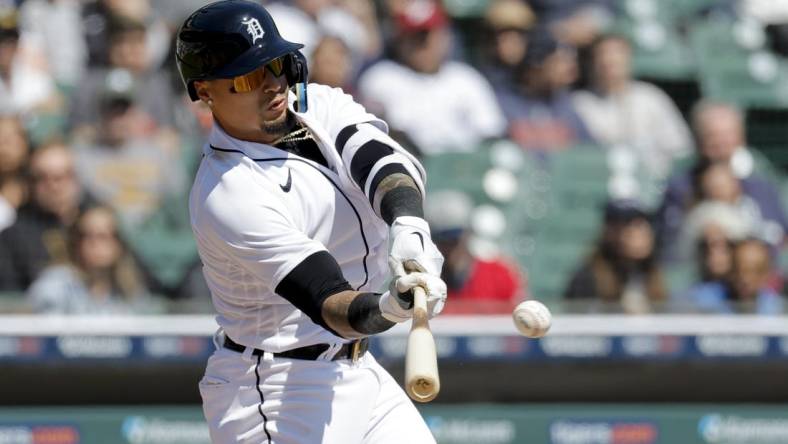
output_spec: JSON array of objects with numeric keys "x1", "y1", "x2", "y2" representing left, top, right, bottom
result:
[{"x1": 175, "y1": 1, "x2": 447, "y2": 443}]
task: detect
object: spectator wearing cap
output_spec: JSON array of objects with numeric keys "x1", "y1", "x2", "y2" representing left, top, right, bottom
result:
[
  {"x1": 683, "y1": 237, "x2": 784, "y2": 314},
  {"x1": 564, "y1": 199, "x2": 667, "y2": 313},
  {"x1": 0, "y1": 142, "x2": 90, "y2": 292},
  {"x1": 71, "y1": 69, "x2": 198, "y2": 297},
  {"x1": 69, "y1": 16, "x2": 176, "y2": 143},
  {"x1": 0, "y1": 10, "x2": 58, "y2": 115},
  {"x1": 481, "y1": 0, "x2": 536, "y2": 92},
  {"x1": 71, "y1": 80, "x2": 188, "y2": 229},
  {"x1": 425, "y1": 190, "x2": 525, "y2": 314},
  {"x1": 572, "y1": 33, "x2": 692, "y2": 182},
  {"x1": 496, "y1": 29, "x2": 594, "y2": 153},
  {"x1": 358, "y1": 0, "x2": 505, "y2": 156},
  {"x1": 654, "y1": 100, "x2": 788, "y2": 262}
]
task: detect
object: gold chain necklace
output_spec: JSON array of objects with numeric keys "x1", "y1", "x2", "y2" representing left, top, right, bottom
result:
[{"x1": 272, "y1": 126, "x2": 313, "y2": 145}]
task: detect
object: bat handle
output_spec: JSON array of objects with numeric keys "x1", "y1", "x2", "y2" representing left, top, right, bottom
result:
[
  {"x1": 411, "y1": 285, "x2": 429, "y2": 328},
  {"x1": 403, "y1": 260, "x2": 429, "y2": 327}
]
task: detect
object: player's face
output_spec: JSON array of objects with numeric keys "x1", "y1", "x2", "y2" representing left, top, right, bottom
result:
[{"x1": 196, "y1": 58, "x2": 290, "y2": 143}]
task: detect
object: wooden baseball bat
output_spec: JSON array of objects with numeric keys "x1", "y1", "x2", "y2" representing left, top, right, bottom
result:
[{"x1": 404, "y1": 285, "x2": 440, "y2": 402}]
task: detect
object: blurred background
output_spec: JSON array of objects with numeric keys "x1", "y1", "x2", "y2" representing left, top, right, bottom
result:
[{"x1": 2, "y1": 0, "x2": 788, "y2": 442}]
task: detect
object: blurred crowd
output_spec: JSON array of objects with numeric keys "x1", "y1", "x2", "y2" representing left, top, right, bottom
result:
[{"x1": 0, "y1": 0, "x2": 787, "y2": 316}]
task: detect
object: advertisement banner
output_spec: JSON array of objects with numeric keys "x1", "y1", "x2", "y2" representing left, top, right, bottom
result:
[{"x1": 2, "y1": 405, "x2": 788, "y2": 444}]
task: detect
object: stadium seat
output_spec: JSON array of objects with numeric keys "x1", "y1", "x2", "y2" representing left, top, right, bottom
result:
[
  {"x1": 122, "y1": 194, "x2": 199, "y2": 293},
  {"x1": 611, "y1": 19, "x2": 695, "y2": 81},
  {"x1": 422, "y1": 149, "x2": 494, "y2": 204},
  {"x1": 667, "y1": 0, "x2": 724, "y2": 20},
  {"x1": 504, "y1": 147, "x2": 610, "y2": 302},
  {"x1": 690, "y1": 20, "x2": 788, "y2": 108},
  {"x1": 442, "y1": 0, "x2": 489, "y2": 18},
  {"x1": 611, "y1": 0, "x2": 696, "y2": 81}
]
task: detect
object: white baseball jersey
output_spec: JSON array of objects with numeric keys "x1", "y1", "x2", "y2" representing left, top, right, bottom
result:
[{"x1": 189, "y1": 83, "x2": 425, "y2": 352}]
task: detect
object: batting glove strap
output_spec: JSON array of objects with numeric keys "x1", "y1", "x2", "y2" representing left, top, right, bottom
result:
[{"x1": 378, "y1": 290, "x2": 412, "y2": 323}]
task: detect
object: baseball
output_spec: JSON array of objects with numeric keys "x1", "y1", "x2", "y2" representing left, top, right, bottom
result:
[{"x1": 512, "y1": 300, "x2": 552, "y2": 338}]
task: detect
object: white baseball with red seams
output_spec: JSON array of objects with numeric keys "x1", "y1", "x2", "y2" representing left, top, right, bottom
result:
[{"x1": 513, "y1": 300, "x2": 552, "y2": 338}]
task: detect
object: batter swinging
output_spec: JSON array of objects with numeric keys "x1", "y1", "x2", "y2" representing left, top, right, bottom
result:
[{"x1": 175, "y1": 1, "x2": 447, "y2": 443}]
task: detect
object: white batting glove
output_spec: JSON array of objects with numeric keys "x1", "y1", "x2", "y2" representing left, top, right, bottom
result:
[
  {"x1": 388, "y1": 216, "x2": 444, "y2": 278},
  {"x1": 379, "y1": 272, "x2": 448, "y2": 323}
]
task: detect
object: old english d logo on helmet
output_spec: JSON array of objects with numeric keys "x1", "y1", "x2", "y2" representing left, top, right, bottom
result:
[
  {"x1": 241, "y1": 17, "x2": 265, "y2": 43},
  {"x1": 174, "y1": 0, "x2": 307, "y2": 103}
]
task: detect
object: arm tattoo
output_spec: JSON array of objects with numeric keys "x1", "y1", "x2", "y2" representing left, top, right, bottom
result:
[
  {"x1": 374, "y1": 173, "x2": 423, "y2": 224},
  {"x1": 321, "y1": 291, "x2": 395, "y2": 338}
]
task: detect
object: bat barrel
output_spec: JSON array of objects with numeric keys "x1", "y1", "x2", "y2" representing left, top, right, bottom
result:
[{"x1": 405, "y1": 286, "x2": 440, "y2": 402}]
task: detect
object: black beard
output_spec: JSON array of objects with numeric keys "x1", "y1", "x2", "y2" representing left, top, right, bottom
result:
[{"x1": 261, "y1": 111, "x2": 296, "y2": 139}]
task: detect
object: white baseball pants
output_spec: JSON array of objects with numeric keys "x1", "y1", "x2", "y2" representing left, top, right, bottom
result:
[{"x1": 199, "y1": 338, "x2": 436, "y2": 444}]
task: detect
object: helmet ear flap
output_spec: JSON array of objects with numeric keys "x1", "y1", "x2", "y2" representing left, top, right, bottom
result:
[
  {"x1": 286, "y1": 50, "x2": 308, "y2": 84},
  {"x1": 187, "y1": 81, "x2": 199, "y2": 101},
  {"x1": 286, "y1": 51, "x2": 309, "y2": 112}
]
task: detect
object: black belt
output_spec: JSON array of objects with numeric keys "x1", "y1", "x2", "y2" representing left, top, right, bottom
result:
[{"x1": 223, "y1": 336, "x2": 369, "y2": 362}]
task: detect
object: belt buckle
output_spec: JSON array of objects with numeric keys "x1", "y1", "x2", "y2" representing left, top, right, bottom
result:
[{"x1": 351, "y1": 340, "x2": 362, "y2": 362}]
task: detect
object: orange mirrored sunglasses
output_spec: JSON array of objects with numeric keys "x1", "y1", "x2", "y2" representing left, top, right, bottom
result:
[{"x1": 232, "y1": 57, "x2": 286, "y2": 93}]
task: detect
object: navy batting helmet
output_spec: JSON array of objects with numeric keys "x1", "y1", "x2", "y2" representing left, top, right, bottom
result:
[{"x1": 175, "y1": 0, "x2": 308, "y2": 109}]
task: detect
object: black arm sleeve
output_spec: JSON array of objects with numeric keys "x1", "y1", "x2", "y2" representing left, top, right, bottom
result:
[
  {"x1": 379, "y1": 186, "x2": 424, "y2": 225},
  {"x1": 275, "y1": 251, "x2": 351, "y2": 334}
]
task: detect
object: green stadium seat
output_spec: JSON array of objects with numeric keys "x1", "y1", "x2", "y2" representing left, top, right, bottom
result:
[
  {"x1": 689, "y1": 20, "x2": 788, "y2": 109},
  {"x1": 610, "y1": 1, "x2": 696, "y2": 81},
  {"x1": 611, "y1": 19, "x2": 696, "y2": 81},
  {"x1": 505, "y1": 147, "x2": 610, "y2": 302},
  {"x1": 699, "y1": 61, "x2": 788, "y2": 109},
  {"x1": 0, "y1": 291, "x2": 32, "y2": 314},
  {"x1": 422, "y1": 145, "x2": 612, "y2": 303},
  {"x1": 26, "y1": 113, "x2": 67, "y2": 147},
  {"x1": 663, "y1": 261, "x2": 697, "y2": 297},
  {"x1": 667, "y1": 0, "x2": 723, "y2": 20},
  {"x1": 442, "y1": 0, "x2": 489, "y2": 18},
  {"x1": 122, "y1": 193, "x2": 199, "y2": 292},
  {"x1": 422, "y1": 149, "x2": 494, "y2": 204}
]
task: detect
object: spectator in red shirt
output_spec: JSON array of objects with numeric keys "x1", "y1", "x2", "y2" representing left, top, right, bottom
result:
[{"x1": 425, "y1": 190, "x2": 525, "y2": 314}]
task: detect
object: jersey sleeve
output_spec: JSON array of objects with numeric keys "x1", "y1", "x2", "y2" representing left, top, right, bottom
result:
[
  {"x1": 303, "y1": 84, "x2": 427, "y2": 213},
  {"x1": 323, "y1": 84, "x2": 388, "y2": 140},
  {"x1": 335, "y1": 122, "x2": 425, "y2": 214},
  {"x1": 198, "y1": 186, "x2": 326, "y2": 293}
]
